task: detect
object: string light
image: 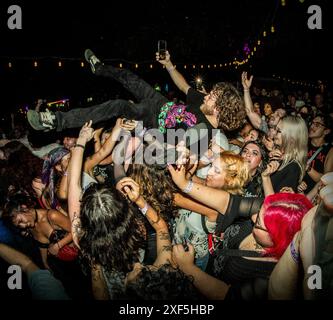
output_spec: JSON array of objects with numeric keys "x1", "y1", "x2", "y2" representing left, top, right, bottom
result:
[
  {"x1": 271, "y1": 26, "x2": 275, "y2": 33},
  {"x1": 263, "y1": 31, "x2": 267, "y2": 37},
  {"x1": 81, "y1": 62, "x2": 85, "y2": 67},
  {"x1": 258, "y1": 40, "x2": 261, "y2": 45},
  {"x1": 8, "y1": 62, "x2": 12, "y2": 68},
  {"x1": 281, "y1": 0, "x2": 286, "y2": 7},
  {"x1": 58, "y1": 61, "x2": 62, "y2": 67},
  {"x1": 119, "y1": 63, "x2": 123, "y2": 68},
  {"x1": 184, "y1": 65, "x2": 187, "y2": 69},
  {"x1": 34, "y1": 61, "x2": 38, "y2": 67},
  {"x1": 135, "y1": 64, "x2": 138, "y2": 68},
  {"x1": 150, "y1": 64, "x2": 153, "y2": 69}
]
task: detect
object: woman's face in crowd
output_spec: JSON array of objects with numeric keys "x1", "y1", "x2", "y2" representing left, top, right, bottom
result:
[
  {"x1": 244, "y1": 129, "x2": 259, "y2": 143},
  {"x1": 12, "y1": 207, "x2": 34, "y2": 229},
  {"x1": 206, "y1": 158, "x2": 227, "y2": 188},
  {"x1": 55, "y1": 153, "x2": 71, "y2": 173},
  {"x1": 264, "y1": 103, "x2": 273, "y2": 116},
  {"x1": 63, "y1": 137, "x2": 77, "y2": 150},
  {"x1": 240, "y1": 143, "x2": 262, "y2": 174}
]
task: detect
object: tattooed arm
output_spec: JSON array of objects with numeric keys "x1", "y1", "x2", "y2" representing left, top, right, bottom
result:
[
  {"x1": 118, "y1": 177, "x2": 172, "y2": 266},
  {"x1": 67, "y1": 121, "x2": 94, "y2": 247},
  {"x1": 91, "y1": 263, "x2": 110, "y2": 300}
]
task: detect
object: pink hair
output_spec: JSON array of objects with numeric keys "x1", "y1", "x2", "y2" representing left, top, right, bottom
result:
[{"x1": 263, "y1": 193, "x2": 313, "y2": 259}]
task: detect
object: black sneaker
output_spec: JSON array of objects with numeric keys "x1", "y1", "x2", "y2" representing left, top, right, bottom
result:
[
  {"x1": 27, "y1": 109, "x2": 56, "y2": 131},
  {"x1": 84, "y1": 49, "x2": 102, "y2": 73}
]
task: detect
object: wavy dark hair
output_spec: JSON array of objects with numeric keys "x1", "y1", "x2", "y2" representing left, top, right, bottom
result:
[
  {"x1": 127, "y1": 162, "x2": 177, "y2": 222},
  {"x1": 241, "y1": 140, "x2": 269, "y2": 198},
  {"x1": 78, "y1": 184, "x2": 145, "y2": 273},
  {"x1": 213, "y1": 82, "x2": 246, "y2": 131},
  {"x1": 125, "y1": 264, "x2": 200, "y2": 300},
  {"x1": 1, "y1": 141, "x2": 43, "y2": 198}
]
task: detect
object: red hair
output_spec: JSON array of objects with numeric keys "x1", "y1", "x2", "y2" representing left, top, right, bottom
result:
[{"x1": 263, "y1": 193, "x2": 313, "y2": 259}]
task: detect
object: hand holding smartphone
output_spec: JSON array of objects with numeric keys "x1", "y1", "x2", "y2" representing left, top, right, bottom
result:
[{"x1": 158, "y1": 40, "x2": 167, "y2": 60}]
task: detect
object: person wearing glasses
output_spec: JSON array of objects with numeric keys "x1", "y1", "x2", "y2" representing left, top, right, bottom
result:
[
  {"x1": 168, "y1": 164, "x2": 312, "y2": 299},
  {"x1": 298, "y1": 115, "x2": 333, "y2": 196}
]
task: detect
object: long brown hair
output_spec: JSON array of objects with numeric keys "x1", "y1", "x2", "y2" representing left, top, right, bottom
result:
[{"x1": 127, "y1": 163, "x2": 177, "y2": 222}]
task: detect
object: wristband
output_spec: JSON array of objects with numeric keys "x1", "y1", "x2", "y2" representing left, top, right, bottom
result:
[
  {"x1": 182, "y1": 180, "x2": 194, "y2": 194},
  {"x1": 139, "y1": 202, "x2": 149, "y2": 216},
  {"x1": 75, "y1": 143, "x2": 85, "y2": 150}
]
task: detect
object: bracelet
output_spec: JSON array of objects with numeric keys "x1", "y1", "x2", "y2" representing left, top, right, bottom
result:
[
  {"x1": 138, "y1": 201, "x2": 149, "y2": 216},
  {"x1": 166, "y1": 65, "x2": 176, "y2": 72},
  {"x1": 182, "y1": 180, "x2": 194, "y2": 194},
  {"x1": 75, "y1": 143, "x2": 85, "y2": 149},
  {"x1": 243, "y1": 89, "x2": 250, "y2": 92},
  {"x1": 63, "y1": 171, "x2": 68, "y2": 177}
]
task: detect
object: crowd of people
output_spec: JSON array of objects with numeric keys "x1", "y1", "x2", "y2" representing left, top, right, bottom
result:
[{"x1": 0, "y1": 49, "x2": 332, "y2": 300}]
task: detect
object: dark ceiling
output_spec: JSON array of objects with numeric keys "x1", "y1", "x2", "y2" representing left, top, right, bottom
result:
[{"x1": 0, "y1": 0, "x2": 331, "y2": 114}]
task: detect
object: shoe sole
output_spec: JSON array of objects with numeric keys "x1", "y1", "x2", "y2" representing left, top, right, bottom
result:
[
  {"x1": 84, "y1": 49, "x2": 95, "y2": 63},
  {"x1": 27, "y1": 110, "x2": 48, "y2": 131}
]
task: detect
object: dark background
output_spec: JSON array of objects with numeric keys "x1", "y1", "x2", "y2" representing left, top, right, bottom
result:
[{"x1": 0, "y1": 0, "x2": 331, "y2": 120}]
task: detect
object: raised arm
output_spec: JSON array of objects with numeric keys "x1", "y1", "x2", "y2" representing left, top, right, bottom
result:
[
  {"x1": 67, "y1": 121, "x2": 94, "y2": 246},
  {"x1": 241, "y1": 72, "x2": 263, "y2": 130},
  {"x1": 168, "y1": 165, "x2": 230, "y2": 214},
  {"x1": 120, "y1": 177, "x2": 172, "y2": 266},
  {"x1": 173, "y1": 244, "x2": 230, "y2": 299},
  {"x1": 174, "y1": 193, "x2": 218, "y2": 222},
  {"x1": 84, "y1": 118, "x2": 137, "y2": 175},
  {"x1": 156, "y1": 50, "x2": 191, "y2": 95}
]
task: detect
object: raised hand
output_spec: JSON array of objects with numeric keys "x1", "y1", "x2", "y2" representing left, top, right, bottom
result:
[
  {"x1": 262, "y1": 160, "x2": 280, "y2": 177},
  {"x1": 155, "y1": 50, "x2": 172, "y2": 66},
  {"x1": 78, "y1": 120, "x2": 94, "y2": 143},
  {"x1": 167, "y1": 164, "x2": 187, "y2": 189},
  {"x1": 297, "y1": 181, "x2": 307, "y2": 194},
  {"x1": 172, "y1": 243, "x2": 195, "y2": 270},
  {"x1": 241, "y1": 71, "x2": 253, "y2": 91},
  {"x1": 117, "y1": 177, "x2": 141, "y2": 204}
]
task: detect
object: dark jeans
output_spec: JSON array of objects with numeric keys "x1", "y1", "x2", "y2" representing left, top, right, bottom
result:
[{"x1": 55, "y1": 64, "x2": 168, "y2": 131}]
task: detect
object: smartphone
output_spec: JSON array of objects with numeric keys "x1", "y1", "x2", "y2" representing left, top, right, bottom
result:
[{"x1": 158, "y1": 40, "x2": 167, "y2": 60}]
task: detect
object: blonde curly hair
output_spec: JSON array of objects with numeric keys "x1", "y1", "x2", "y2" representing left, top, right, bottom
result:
[{"x1": 218, "y1": 151, "x2": 251, "y2": 195}]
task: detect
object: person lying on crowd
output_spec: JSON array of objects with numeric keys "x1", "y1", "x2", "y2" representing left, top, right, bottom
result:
[{"x1": 28, "y1": 50, "x2": 245, "y2": 149}]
